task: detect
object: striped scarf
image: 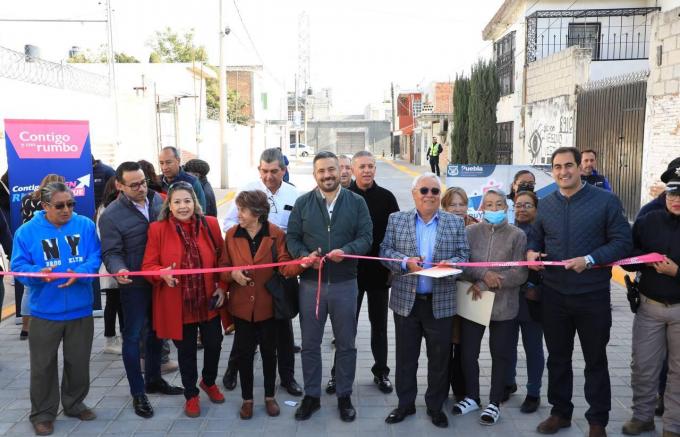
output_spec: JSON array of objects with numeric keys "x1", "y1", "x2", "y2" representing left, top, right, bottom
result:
[{"x1": 171, "y1": 216, "x2": 208, "y2": 323}]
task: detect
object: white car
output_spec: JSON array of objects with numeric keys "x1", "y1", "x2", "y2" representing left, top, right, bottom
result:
[{"x1": 289, "y1": 143, "x2": 311, "y2": 157}]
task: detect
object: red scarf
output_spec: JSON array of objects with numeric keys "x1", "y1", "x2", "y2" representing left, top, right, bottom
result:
[{"x1": 171, "y1": 216, "x2": 208, "y2": 324}]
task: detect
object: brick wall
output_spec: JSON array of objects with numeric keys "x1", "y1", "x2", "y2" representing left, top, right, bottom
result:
[
  {"x1": 227, "y1": 70, "x2": 253, "y2": 119},
  {"x1": 641, "y1": 7, "x2": 680, "y2": 205},
  {"x1": 526, "y1": 46, "x2": 591, "y2": 104}
]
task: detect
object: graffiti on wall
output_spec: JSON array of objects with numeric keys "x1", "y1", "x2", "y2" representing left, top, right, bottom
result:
[{"x1": 526, "y1": 96, "x2": 574, "y2": 164}]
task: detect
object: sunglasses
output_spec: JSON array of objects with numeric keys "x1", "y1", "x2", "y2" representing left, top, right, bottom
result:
[
  {"x1": 418, "y1": 187, "x2": 441, "y2": 195},
  {"x1": 169, "y1": 181, "x2": 193, "y2": 191},
  {"x1": 48, "y1": 201, "x2": 76, "y2": 210}
]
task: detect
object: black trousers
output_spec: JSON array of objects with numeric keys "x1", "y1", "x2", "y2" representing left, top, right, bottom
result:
[
  {"x1": 332, "y1": 286, "x2": 390, "y2": 378},
  {"x1": 460, "y1": 318, "x2": 515, "y2": 404},
  {"x1": 233, "y1": 316, "x2": 277, "y2": 400},
  {"x1": 227, "y1": 318, "x2": 295, "y2": 383},
  {"x1": 449, "y1": 343, "x2": 465, "y2": 400},
  {"x1": 172, "y1": 316, "x2": 223, "y2": 400},
  {"x1": 429, "y1": 156, "x2": 440, "y2": 176},
  {"x1": 103, "y1": 288, "x2": 124, "y2": 337},
  {"x1": 394, "y1": 297, "x2": 452, "y2": 411},
  {"x1": 542, "y1": 286, "x2": 611, "y2": 426}
]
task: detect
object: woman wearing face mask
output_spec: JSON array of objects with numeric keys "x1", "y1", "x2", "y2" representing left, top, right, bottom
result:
[
  {"x1": 507, "y1": 170, "x2": 536, "y2": 225},
  {"x1": 504, "y1": 191, "x2": 544, "y2": 413},
  {"x1": 452, "y1": 189, "x2": 527, "y2": 426}
]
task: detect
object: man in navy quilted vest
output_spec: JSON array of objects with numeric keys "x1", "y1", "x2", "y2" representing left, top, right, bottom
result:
[{"x1": 528, "y1": 147, "x2": 632, "y2": 437}]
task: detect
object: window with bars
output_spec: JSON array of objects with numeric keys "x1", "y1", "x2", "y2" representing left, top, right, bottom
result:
[
  {"x1": 496, "y1": 122, "x2": 513, "y2": 164},
  {"x1": 567, "y1": 23, "x2": 601, "y2": 60},
  {"x1": 494, "y1": 32, "x2": 515, "y2": 96}
]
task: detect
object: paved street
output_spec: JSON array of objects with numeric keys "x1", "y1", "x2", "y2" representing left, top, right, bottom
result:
[{"x1": 0, "y1": 159, "x2": 656, "y2": 436}]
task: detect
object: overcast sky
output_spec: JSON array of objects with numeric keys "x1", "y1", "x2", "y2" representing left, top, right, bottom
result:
[{"x1": 0, "y1": 0, "x2": 505, "y2": 114}]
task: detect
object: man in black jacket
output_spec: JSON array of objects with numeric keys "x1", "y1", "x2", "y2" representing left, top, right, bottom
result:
[
  {"x1": 286, "y1": 151, "x2": 372, "y2": 422},
  {"x1": 528, "y1": 147, "x2": 632, "y2": 437},
  {"x1": 100, "y1": 162, "x2": 183, "y2": 419},
  {"x1": 326, "y1": 151, "x2": 399, "y2": 395}
]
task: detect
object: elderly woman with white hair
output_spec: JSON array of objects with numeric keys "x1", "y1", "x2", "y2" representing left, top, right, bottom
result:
[{"x1": 452, "y1": 188, "x2": 527, "y2": 426}]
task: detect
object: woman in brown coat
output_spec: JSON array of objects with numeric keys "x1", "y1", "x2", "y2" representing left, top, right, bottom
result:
[{"x1": 221, "y1": 190, "x2": 304, "y2": 420}]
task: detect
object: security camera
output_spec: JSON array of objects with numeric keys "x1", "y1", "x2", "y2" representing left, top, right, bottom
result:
[{"x1": 224, "y1": 26, "x2": 231, "y2": 36}]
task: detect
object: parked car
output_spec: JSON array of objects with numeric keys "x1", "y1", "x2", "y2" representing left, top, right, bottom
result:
[{"x1": 289, "y1": 143, "x2": 311, "y2": 157}]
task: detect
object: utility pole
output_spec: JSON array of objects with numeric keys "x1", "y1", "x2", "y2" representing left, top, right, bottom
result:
[
  {"x1": 105, "y1": 0, "x2": 120, "y2": 148},
  {"x1": 391, "y1": 82, "x2": 397, "y2": 160},
  {"x1": 218, "y1": 0, "x2": 229, "y2": 188},
  {"x1": 294, "y1": 74, "x2": 299, "y2": 156}
]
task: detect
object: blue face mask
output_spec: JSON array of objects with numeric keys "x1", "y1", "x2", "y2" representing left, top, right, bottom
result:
[{"x1": 484, "y1": 210, "x2": 507, "y2": 225}]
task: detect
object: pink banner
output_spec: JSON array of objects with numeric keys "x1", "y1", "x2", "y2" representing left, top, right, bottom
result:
[{"x1": 4, "y1": 119, "x2": 89, "y2": 159}]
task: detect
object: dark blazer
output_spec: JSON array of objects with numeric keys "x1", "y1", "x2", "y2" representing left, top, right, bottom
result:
[{"x1": 380, "y1": 209, "x2": 470, "y2": 319}]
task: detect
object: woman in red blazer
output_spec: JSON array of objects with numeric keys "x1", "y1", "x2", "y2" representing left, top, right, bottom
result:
[
  {"x1": 221, "y1": 190, "x2": 304, "y2": 420},
  {"x1": 142, "y1": 181, "x2": 226, "y2": 419}
]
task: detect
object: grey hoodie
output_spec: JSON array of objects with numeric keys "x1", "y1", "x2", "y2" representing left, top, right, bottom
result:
[{"x1": 462, "y1": 220, "x2": 528, "y2": 321}]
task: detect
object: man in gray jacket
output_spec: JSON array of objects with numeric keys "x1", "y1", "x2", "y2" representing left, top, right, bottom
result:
[
  {"x1": 286, "y1": 151, "x2": 373, "y2": 423},
  {"x1": 99, "y1": 162, "x2": 183, "y2": 419}
]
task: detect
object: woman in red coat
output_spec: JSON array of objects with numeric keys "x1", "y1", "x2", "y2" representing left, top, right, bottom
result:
[
  {"x1": 221, "y1": 190, "x2": 304, "y2": 420},
  {"x1": 142, "y1": 181, "x2": 226, "y2": 418}
]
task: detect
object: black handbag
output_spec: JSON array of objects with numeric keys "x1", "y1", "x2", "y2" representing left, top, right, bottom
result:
[{"x1": 264, "y1": 239, "x2": 299, "y2": 320}]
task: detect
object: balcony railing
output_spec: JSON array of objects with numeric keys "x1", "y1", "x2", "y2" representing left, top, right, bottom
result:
[{"x1": 526, "y1": 7, "x2": 660, "y2": 64}]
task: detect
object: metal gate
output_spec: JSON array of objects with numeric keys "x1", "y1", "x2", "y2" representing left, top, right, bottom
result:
[
  {"x1": 336, "y1": 132, "x2": 365, "y2": 155},
  {"x1": 575, "y1": 73, "x2": 647, "y2": 221}
]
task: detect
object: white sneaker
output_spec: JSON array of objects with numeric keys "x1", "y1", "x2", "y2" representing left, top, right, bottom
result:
[
  {"x1": 92, "y1": 310, "x2": 104, "y2": 318},
  {"x1": 161, "y1": 359, "x2": 179, "y2": 375},
  {"x1": 103, "y1": 336, "x2": 122, "y2": 355},
  {"x1": 452, "y1": 397, "x2": 480, "y2": 416},
  {"x1": 479, "y1": 403, "x2": 500, "y2": 425}
]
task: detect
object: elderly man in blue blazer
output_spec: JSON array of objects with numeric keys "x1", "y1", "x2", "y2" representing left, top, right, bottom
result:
[{"x1": 380, "y1": 172, "x2": 470, "y2": 429}]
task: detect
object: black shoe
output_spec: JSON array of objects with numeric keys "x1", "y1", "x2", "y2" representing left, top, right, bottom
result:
[
  {"x1": 281, "y1": 379, "x2": 303, "y2": 397},
  {"x1": 326, "y1": 376, "x2": 336, "y2": 394},
  {"x1": 656, "y1": 395, "x2": 665, "y2": 417},
  {"x1": 222, "y1": 366, "x2": 237, "y2": 391},
  {"x1": 385, "y1": 405, "x2": 416, "y2": 424},
  {"x1": 338, "y1": 396, "x2": 356, "y2": 422},
  {"x1": 145, "y1": 378, "x2": 183, "y2": 395},
  {"x1": 502, "y1": 383, "x2": 517, "y2": 402},
  {"x1": 520, "y1": 395, "x2": 540, "y2": 413},
  {"x1": 427, "y1": 408, "x2": 449, "y2": 428},
  {"x1": 293, "y1": 344, "x2": 301, "y2": 353},
  {"x1": 132, "y1": 394, "x2": 154, "y2": 418},
  {"x1": 294, "y1": 396, "x2": 320, "y2": 421},
  {"x1": 374, "y1": 374, "x2": 393, "y2": 394}
]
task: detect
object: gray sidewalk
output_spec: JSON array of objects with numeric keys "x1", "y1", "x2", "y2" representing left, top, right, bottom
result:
[{"x1": 0, "y1": 280, "x2": 661, "y2": 436}]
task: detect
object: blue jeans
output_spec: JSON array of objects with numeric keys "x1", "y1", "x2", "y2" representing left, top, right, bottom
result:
[
  {"x1": 506, "y1": 295, "x2": 545, "y2": 397},
  {"x1": 120, "y1": 286, "x2": 163, "y2": 396}
]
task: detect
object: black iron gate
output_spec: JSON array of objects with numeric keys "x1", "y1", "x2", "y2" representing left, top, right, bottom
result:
[{"x1": 575, "y1": 74, "x2": 647, "y2": 221}]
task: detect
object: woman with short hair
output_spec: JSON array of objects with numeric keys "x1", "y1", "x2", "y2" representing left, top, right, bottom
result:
[{"x1": 221, "y1": 190, "x2": 303, "y2": 420}]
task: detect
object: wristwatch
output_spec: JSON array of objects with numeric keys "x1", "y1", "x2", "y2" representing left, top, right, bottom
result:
[{"x1": 584, "y1": 255, "x2": 595, "y2": 269}]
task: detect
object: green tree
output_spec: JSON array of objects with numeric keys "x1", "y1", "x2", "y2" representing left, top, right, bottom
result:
[
  {"x1": 114, "y1": 52, "x2": 140, "y2": 63},
  {"x1": 467, "y1": 59, "x2": 500, "y2": 164},
  {"x1": 147, "y1": 27, "x2": 208, "y2": 63},
  {"x1": 451, "y1": 74, "x2": 470, "y2": 163},
  {"x1": 67, "y1": 45, "x2": 139, "y2": 63}
]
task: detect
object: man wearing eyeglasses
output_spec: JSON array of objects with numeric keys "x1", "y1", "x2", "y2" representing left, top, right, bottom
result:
[
  {"x1": 100, "y1": 162, "x2": 183, "y2": 420},
  {"x1": 379, "y1": 172, "x2": 470, "y2": 429},
  {"x1": 222, "y1": 147, "x2": 303, "y2": 397}
]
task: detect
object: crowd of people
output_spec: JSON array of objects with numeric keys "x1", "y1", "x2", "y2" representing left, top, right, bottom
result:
[{"x1": 1, "y1": 144, "x2": 679, "y2": 437}]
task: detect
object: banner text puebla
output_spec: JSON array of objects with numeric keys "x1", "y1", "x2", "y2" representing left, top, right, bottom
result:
[{"x1": 4, "y1": 119, "x2": 95, "y2": 232}]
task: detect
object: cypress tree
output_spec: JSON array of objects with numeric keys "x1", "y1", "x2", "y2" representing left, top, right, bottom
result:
[
  {"x1": 451, "y1": 74, "x2": 470, "y2": 163},
  {"x1": 467, "y1": 59, "x2": 500, "y2": 164}
]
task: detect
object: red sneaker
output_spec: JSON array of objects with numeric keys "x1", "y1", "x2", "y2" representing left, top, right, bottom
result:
[
  {"x1": 185, "y1": 395, "x2": 200, "y2": 418},
  {"x1": 200, "y1": 380, "x2": 225, "y2": 404}
]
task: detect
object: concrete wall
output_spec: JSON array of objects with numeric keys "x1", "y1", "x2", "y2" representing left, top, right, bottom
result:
[
  {"x1": 306, "y1": 120, "x2": 391, "y2": 156},
  {"x1": 641, "y1": 7, "x2": 680, "y2": 205},
  {"x1": 526, "y1": 46, "x2": 592, "y2": 104},
  {"x1": 524, "y1": 95, "x2": 576, "y2": 164}
]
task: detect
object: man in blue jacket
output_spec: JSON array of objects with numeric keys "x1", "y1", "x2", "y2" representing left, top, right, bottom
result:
[
  {"x1": 528, "y1": 147, "x2": 632, "y2": 437},
  {"x1": 11, "y1": 182, "x2": 101, "y2": 436}
]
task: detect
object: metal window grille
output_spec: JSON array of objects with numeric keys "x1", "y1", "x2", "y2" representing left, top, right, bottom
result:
[
  {"x1": 496, "y1": 122, "x2": 513, "y2": 164},
  {"x1": 495, "y1": 32, "x2": 515, "y2": 96}
]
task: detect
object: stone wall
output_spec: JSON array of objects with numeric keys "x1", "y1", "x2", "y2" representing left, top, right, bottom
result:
[
  {"x1": 641, "y1": 7, "x2": 680, "y2": 205},
  {"x1": 526, "y1": 46, "x2": 592, "y2": 104}
]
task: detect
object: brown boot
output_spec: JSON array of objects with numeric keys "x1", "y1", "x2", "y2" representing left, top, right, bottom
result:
[
  {"x1": 537, "y1": 415, "x2": 571, "y2": 434},
  {"x1": 265, "y1": 398, "x2": 280, "y2": 417},
  {"x1": 589, "y1": 424, "x2": 607, "y2": 437},
  {"x1": 622, "y1": 417, "x2": 655, "y2": 435},
  {"x1": 32, "y1": 421, "x2": 54, "y2": 436},
  {"x1": 239, "y1": 400, "x2": 253, "y2": 420}
]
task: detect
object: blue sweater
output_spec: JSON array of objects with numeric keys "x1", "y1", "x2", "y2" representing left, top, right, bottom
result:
[
  {"x1": 528, "y1": 183, "x2": 632, "y2": 294},
  {"x1": 11, "y1": 211, "x2": 101, "y2": 320}
]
